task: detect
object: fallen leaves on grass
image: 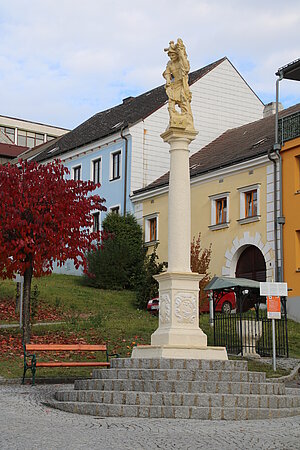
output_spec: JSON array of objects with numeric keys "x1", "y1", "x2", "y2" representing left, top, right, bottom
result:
[{"x1": 0, "y1": 298, "x2": 64, "y2": 322}]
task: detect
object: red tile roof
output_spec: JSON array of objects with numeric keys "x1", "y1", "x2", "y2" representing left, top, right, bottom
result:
[{"x1": 0, "y1": 143, "x2": 28, "y2": 158}]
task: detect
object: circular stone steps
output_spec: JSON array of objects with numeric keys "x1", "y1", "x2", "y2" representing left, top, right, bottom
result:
[
  {"x1": 50, "y1": 358, "x2": 300, "y2": 420},
  {"x1": 91, "y1": 368, "x2": 266, "y2": 383}
]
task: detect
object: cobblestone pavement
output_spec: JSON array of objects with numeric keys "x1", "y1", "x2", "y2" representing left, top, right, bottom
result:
[{"x1": 1, "y1": 384, "x2": 300, "y2": 450}]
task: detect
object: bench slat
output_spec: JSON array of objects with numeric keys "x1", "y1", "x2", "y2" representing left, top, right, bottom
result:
[
  {"x1": 34, "y1": 361, "x2": 110, "y2": 368},
  {"x1": 25, "y1": 344, "x2": 107, "y2": 352}
]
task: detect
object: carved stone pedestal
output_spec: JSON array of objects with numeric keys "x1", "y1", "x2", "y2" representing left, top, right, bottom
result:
[
  {"x1": 151, "y1": 272, "x2": 206, "y2": 347},
  {"x1": 132, "y1": 270, "x2": 227, "y2": 359}
]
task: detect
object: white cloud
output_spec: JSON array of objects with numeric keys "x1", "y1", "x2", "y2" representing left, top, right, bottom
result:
[{"x1": 0, "y1": 0, "x2": 299, "y2": 128}]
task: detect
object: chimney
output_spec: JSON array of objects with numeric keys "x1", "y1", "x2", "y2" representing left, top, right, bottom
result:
[
  {"x1": 123, "y1": 96, "x2": 134, "y2": 104},
  {"x1": 263, "y1": 102, "x2": 284, "y2": 118}
]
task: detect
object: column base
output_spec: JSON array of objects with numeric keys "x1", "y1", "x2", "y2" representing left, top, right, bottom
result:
[{"x1": 131, "y1": 344, "x2": 228, "y2": 360}]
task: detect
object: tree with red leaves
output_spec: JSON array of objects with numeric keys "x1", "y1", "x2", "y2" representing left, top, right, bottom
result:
[
  {"x1": 0, "y1": 159, "x2": 106, "y2": 343},
  {"x1": 190, "y1": 233, "x2": 212, "y2": 309}
]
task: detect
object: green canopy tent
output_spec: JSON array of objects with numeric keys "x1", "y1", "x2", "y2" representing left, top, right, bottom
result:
[{"x1": 204, "y1": 276, "x2": 262, "y2": 313}]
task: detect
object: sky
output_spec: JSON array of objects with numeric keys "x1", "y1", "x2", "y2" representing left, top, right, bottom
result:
[{"x1": 0, "y1": 0, "x2": 299, "y2": 130}]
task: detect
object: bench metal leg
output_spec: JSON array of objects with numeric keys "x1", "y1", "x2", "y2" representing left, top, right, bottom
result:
[
  {"x1": 22, "y1": 366, "x2": 27, "y2": 385},
  {"x1": 31, "y1": 366, "x2": 36, "y2": 386}
]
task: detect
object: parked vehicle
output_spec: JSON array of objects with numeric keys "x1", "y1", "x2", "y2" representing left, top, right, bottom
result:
[
  {"x1": 147, "y1": 297, "x2": 159, "y2": 315},
  {"x1": 200, "y1": 291, "x2": 236, "y2": 314},
  {"x1": 147, "y1": 291, "x2": 236, "y2": 315}
]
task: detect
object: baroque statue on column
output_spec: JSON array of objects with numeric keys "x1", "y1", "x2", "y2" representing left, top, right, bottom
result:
[{"x1": 163, "y1": 38, "x2": 195, "y2": 131}]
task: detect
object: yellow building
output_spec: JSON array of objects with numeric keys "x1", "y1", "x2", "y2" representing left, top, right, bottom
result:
[
  {"x1": 133, "y1": 104, "x2": 300, "y2": 288},
  {"x1": 281, "y1": 110, "x2": 300, "y2": 320}
]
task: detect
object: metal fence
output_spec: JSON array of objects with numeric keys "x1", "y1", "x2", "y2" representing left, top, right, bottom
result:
[{"x1": 213, "y1": 305, "x2": 289, "y2": 357}]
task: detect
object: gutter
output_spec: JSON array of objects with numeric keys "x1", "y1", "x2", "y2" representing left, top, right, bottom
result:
[{"x1": 120, "y1": 127, "x2": 129, "y2": 216}]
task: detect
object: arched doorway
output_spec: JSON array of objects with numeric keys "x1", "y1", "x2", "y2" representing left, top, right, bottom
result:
[{"x1": 236, "y1": 245, "x2": 266, "y2": 281}]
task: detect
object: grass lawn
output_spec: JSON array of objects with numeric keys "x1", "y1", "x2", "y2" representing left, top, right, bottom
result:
[{"x1": 0, "y1": 274, "x2": 299, "y2": 381}]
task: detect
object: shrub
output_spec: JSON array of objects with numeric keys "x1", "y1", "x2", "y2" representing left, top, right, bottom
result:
[
  {"x1": 135, "y1": 245, "x2": 167, "y2": 310},
  {"x1": 85, "y1": 213, "x2": 145, "y2": 290}
]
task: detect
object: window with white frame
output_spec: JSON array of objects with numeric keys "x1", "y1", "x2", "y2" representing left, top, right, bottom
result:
[
  {"x1": 92, "y1": 212, "x2": 100, "y2": 232},
  {"x1": 110, "y1": 205, "x2": 120, "y2": 215},
  {"x1": 110, "y1": 150, "x2": 121, "y2": 180},
  {"x1": 144, "y1": 214, "x2": 158, "y2": 243},
  {"x1": 209, "y1": 192, "x2": 230, "y2": 230},
  {"x1": 0, "y1": 126, "x2": 15, "y2": 143},
  {"x1": 73, "y1": 165, "x2": 81, "y2": 181},
  {"x1": 92, "y1": 157, "x2": 101, "y2": 184},
  {"x1": 237, "y1": 184, "x2": 260, "y2": 224}
]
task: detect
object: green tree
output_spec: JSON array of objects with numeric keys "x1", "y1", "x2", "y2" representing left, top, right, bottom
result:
[{"x1": 85, "y1": 213, "x2": 145, "y2": 290}]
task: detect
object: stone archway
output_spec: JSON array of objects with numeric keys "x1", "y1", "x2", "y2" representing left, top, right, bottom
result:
[
  {"x1": 236, "y1": 246, "x2": 266, "y2": 281},
  {"x1": 222, "y1": 231, "x2": 274, "y2": 281}
]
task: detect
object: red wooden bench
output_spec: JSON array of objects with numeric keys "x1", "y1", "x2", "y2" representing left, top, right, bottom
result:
[{"x1": 22, "y1": 343, "x2": 117, "y2": 385}]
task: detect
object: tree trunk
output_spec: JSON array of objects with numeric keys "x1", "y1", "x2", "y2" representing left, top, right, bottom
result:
[
  {"x1": 22, "y1": 265, "x2": 33, "y2": 344},
  {"x1": 15, "y1": 282, "x2": 21, "y2": 314}
]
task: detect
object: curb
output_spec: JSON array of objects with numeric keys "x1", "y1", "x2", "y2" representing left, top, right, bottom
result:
[
  {"x1": 0, "y1": 376, "x2": 91, "y2": 386},
  {"x1": 267, "y1": 363, "x2": 300, "y2": 384}
]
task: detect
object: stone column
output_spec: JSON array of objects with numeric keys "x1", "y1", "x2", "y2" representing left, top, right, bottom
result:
[
  {"x1": 132, "y1": 126, "x2": 227, "y2": 360},
  {"x1": 132, "y1": 38, "x2": 227, "y2": 360}
]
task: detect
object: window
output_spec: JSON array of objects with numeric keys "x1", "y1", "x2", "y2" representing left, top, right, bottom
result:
[
  {"x1": 144, "y1": 214, "x2": 158, "y2": 244},
  {"x1": 216, "y1": 197, "x2": 227, "y2": 224},
  {"x1": 92, "y1": 158, "x2": 101, "y2": 184},
  {"x1": 111, "y1": 150, "x2": 121, "y2": 180},
  {"x1": 92, "y1": 212, "x2": 100, "y2": 232},
  {"x1": 73, "y1": 166, "x2": 81, "y2": 181},
  {"x1": 17, "y1": 130, "x2": 45, "y2": 147},
  {"x1": 0, "y1": 126, "x2": 15, "y2": 143},
  {"x1": 245, "y1": 190, "x2": 257, "y2": 217},
  {"x1": 110, "y1": 205, "x2": 120, "y2": 215},
  {"x1": 149, "y1": 218, "x2": 157, "y2": 241},
  {"x1": 209, "y1": 192, "x2": 230, "y2": 230},
  {"x1": 238, "y1": 184, "x2": 260, "y2": 224}
]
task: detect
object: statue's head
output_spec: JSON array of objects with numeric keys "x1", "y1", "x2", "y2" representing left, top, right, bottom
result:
[{"x1": 164, "y1": 41, "x2": 177, "y2": 60}]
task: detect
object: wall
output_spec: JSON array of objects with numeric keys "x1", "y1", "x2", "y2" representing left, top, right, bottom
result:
[
  {"x1": 53, "y1": 133, "x2": 132, "y2": 275},
  {"x1": 136, "y1": 158, "x2": 275, "y2": 281},
  {"x1": 281, "y1": 136, "x2": 300, "y2": 319}
]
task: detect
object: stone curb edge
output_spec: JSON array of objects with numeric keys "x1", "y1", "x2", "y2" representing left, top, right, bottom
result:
[
  {"x1": 267, "y1": 363, "x2": 300, "y2": 384},
  {"x1": 0, "y1": 376, "x2": 91, "y2": 386}
]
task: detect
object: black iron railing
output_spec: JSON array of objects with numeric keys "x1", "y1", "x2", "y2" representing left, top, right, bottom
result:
[
  {"x1": 279, "y1": 111, "x2": 300, "y2": 144},
  {"x1": 214, "y1": 305, "x2": 288, "y2": 357}
]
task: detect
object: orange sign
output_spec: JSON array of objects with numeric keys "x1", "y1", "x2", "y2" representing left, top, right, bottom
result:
[{"x1": 267, "y1": 296, "x2": 281, "y2": 319}]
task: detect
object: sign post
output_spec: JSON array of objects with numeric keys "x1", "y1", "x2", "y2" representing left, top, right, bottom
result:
[{"x1": 260, "y1": 282, "x2": 287, "y2": 372}]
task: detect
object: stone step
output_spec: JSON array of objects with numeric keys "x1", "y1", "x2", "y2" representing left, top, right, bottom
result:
[
  {"x1": 50, "y1": 400, "x2": 300, "y2": 420},
  {"x1": 55, "y1": 390, "x2": 300, "y2": 410},
  {"x1": 92, "y1": 368, "x2": 266, "y2": 383},
  {"x1": 111, "y1": 358, "x2": 248, "y2": 372},
  {"x1": 74, "y1": 378, "x2": 285, "y2": 395}
]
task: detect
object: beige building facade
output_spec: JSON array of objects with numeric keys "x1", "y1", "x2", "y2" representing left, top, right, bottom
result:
[
  {"x1": 134, "y1": 155, "x2": 274, "y2": 283},
  {"x1": 132, "y1": 107, "x2": 300, "y2": 286}
]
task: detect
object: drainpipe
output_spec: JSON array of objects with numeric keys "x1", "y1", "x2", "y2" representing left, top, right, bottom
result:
[
  {"x1": 275, "y1": 74, "x2": 285, "y2": 282},
  {"x1": 268, "y1": 147, "x2": 278, "y2": 281},
  {"x1": 120, "y1": 127, "x2": 128, "y2": 217},
  {"x1": 268, "y1": 73, "x2": 285, "y2": 282}
]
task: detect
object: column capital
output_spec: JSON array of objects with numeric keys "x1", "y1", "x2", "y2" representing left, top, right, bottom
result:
[{"x1": 161, "y1": 127, "x2": 198, "y2": 144}]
